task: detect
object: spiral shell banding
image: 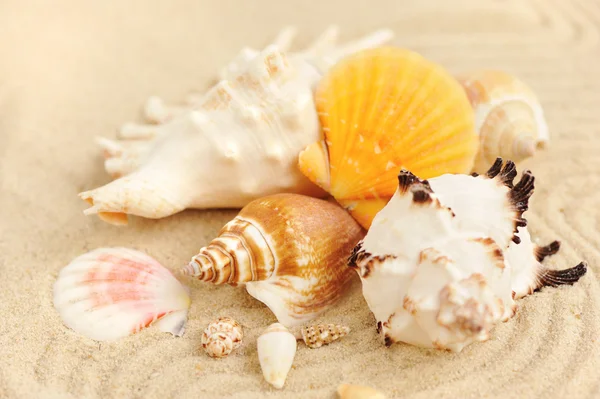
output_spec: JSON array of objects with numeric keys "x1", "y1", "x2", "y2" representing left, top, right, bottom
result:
[
  {"x1": 298, "y1": 324, "x2": 350, "y2": 349},
  {"x1": 181, "y1": 193, "x2": 365, "y2": 328},
  {"x1": 201, "y1": 317, "x2": 243, "y2": 358},
  {"x1": 457, "y1": 70, "x2": 550, "y2": 174}
]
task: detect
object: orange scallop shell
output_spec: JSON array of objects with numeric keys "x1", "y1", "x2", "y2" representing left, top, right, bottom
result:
[{"x1": 298, "y1": 46, "x2": 478, "y2": 229}]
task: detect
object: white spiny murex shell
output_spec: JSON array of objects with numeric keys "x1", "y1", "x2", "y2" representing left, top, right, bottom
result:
[
  {"x1": 457, "y1": 70, "x2": 550, "y2": 174},
  {"x1": 257, "y1": 323, "x2": 297, "y2": 389},
  {"x1": 80, "y1": 26, "x2": 394, "y2": 226},
  {"x1": 295, "y1": 324, "x2": 350, "y2": 349},
  {"x1": 181, "y1": 193, "x2": 365, "y2": 328},
  {"x1": 337, "y1": 384, "x2": 387, "y2": 399},
  {"x1": 53, "y1": 248, "x2": 191, "y2": 341},
  {"x1": 348, "y1": 158, "x2": 587, "y2": 352},
  {"x1": 201, "y1": 316, "x2": 243, "y2": 358}
]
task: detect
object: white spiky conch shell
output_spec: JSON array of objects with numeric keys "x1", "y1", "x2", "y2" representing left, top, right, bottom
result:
[
  {"x1": 256, "y1": 323, "x2": 297, "y2": 389},
  {"x1": 349, "y1": 159, "x2": 586, "y2": 352},
  {"x1": 53, "y1": 248, "x2": 191, "y2": 341},
  {"x1": 80, "y1": 26, "x2": 394, "y2": 226},
  {"x1": 457, "y1": 70, "x2": 550, "y2": 174}
]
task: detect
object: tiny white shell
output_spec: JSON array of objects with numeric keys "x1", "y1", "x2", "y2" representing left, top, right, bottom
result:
[
  {"x1": 53, "y1": 248, "x2": 191, "y2": 341},
  {"x1": 256, "y1": 323, "x2": 297, "y2": 389}
]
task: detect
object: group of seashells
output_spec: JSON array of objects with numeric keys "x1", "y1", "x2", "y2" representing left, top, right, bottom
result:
[{"x1": 53, "y1": 25, "x2": 587, "y2": 392}]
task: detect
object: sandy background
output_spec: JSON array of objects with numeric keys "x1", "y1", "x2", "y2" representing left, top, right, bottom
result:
[{"x1": 1, "y1": 0, "x2": 600, "y2": 398}]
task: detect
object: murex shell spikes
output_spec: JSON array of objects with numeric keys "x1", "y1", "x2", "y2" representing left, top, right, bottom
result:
[
  {"x1": 181, "y1": 193, "x2": 365, "y2": 327},
  {"x1": 349, "y1": 158, "x2": 586, "y2": 352},
  {"x1": 457, "y1": 70, "x2": 550, "y2": 174},
  {"x1": 80, "y1": 27, "x2": 394, "y2": 226},
  {"x1": 298, "y1": 46, "x2": 479, "y2": 230}
]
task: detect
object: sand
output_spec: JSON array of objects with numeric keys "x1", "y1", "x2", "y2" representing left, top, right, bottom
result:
[{"x1": 1, "y1": 0, "x2": 599, "y2": 398}]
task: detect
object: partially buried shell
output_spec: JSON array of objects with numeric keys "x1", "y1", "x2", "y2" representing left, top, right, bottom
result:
[
  {"x1": 338, "y1": 384, "x2": 387, "y2": 399},
  {"x1": 53, "y1": 248, "x2": 191, "y2": 341},
  {"x1": 80, "y1": 27, "x2": 394, "y2": 226},
  {"x1": 201, "y1": 317, "x2": 243, "y2": 358},
  {"x1": 298, "y1": 46, "x2": 478, "y2": 229},
  {"x1": 257, "y1": 323, "x2": 297, "y2": 389},
  {"x1": 457, "y1": 69, "x2": 550, "y2": 174},
  {"x1": 348, "y1": 159, "x2": 586, "y2": 352},
  {"x1": 181, "y1": 193, "x2": 365, "y2": 328}
]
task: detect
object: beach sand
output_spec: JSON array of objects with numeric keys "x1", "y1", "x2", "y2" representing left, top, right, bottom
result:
[{"x1": 1, "y1": 0, "x2": 599, "y2": 398}]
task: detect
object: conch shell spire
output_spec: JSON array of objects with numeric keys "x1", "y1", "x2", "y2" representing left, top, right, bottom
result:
[{"x1": 181, "y1": 216, "x2": 276, "y2": 285}]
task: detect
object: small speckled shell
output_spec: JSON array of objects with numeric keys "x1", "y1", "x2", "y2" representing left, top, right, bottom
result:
[
  {"x1": 299, "y1": 324, "x2": 350, "y2": 348},
  {"x1": 201, "y1": 317, "x2": 243, "y2": 358}
]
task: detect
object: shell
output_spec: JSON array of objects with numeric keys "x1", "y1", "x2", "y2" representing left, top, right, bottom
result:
[
  {"x1": 142, "y1": 26, "x2": 394, "y2": 124},
  {"x1": 456, "y1": 69, "x2": 550, "y2": 174},
  {"x1": 337, "y1": 384, "x2": 387, "y2": 399},
  {"x1": 348, "y1": 159, "x2": 586, "y2": 352},
  {"x1": 81, "y1": 27, "x2": 394, "y2": 225},
  {"x1": 201, "y1": 317, "x2": 243, "y2": 358},
  {"x1": 296, "y1": 324, "x2": 350, "y2": 349},
  {"x1": 431, "y1": 158, "x2": 587, "y2": 298},
  {"x1": 181, "y1": 193, "x2": 365, "y2": 327},
  {"x1": 53, "y1": 248, "x2": 191, "y2": 341},
  {"x1": 257, "y1": 323, "x2": 297, "y2": 389},
  {"x1": 298, "y1": 46, "x2": 478, "y2": 229}
]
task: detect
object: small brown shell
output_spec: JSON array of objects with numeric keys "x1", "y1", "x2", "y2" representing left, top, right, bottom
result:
[
  {"x1": 201, "y1": 317, "x2": 243, "y2": 358},
  {"x1": 299, "y1": 324, "x2": 350, "y2": 348}
]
